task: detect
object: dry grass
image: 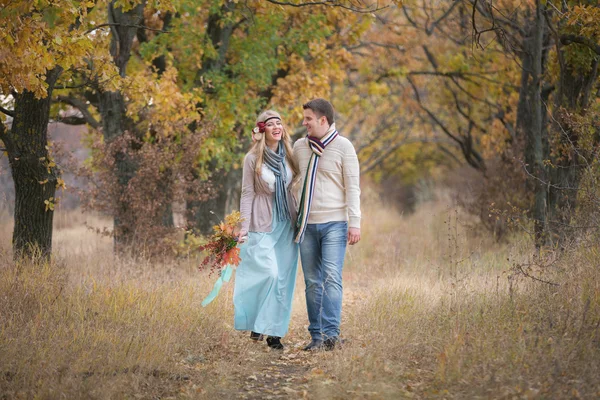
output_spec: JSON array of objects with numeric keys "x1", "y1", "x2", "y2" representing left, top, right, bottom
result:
[
  {"x1": 1, "y1": 195, "x2": 600, "y2": 399},
  {"x1": 308, "y1": 192, "x2": 600, "y2": 399},
  {"x1": 0, "y1": 209, "x2": 238, "y2": 399}
]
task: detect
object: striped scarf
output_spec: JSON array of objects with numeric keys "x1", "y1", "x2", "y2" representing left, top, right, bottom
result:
[
  {"x1": 263, "y1": 142, "x2": 291, "y2": 222},
  {"x1": 295, "y1": 124, "x2": 338, "y2": 243}
]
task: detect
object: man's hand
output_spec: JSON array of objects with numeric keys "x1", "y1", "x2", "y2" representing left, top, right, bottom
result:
[
  {"x1": 237, "y1": 230, "x2": 248, "y2": 244},
  {"x1": 348, "y1": 227, "x2": 361, "y2": 245}
]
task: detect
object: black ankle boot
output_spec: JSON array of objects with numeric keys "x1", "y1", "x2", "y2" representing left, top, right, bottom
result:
[
  {"x1": 250, "y1": 331, "x2": 264, "y2": 341},
  {"x1": 303, "y1": 339, "x2": 324, "y2": 351},
  {"x1": 266, "y1": 336, "x2": 284, "y2": 350}
]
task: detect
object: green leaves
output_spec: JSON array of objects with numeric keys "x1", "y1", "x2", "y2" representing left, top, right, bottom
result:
[{"x1": 42, "y1": 7, "x2": 61, "y2": 28}]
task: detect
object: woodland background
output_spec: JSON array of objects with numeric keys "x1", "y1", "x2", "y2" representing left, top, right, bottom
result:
[{"x1": 1, "y1": 0, "x2": 600, "y2": 398}]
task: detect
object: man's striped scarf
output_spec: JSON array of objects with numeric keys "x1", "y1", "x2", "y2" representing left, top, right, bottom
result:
[{"x1": 294, "y1": 124, "x2": 338, "y2": 243}]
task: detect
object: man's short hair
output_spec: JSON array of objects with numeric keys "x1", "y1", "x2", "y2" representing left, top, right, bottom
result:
[{"x1": 303, "y1": 98, "x2": 335, "y2": 125}]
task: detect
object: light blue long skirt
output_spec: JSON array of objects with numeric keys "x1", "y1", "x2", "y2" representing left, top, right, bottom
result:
[{"x1": 233, "y1": 215, "x2": 299, "y2": 337}]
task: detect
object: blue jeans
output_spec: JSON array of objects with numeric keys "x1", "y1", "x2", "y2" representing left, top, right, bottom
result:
[{"x1": 300, "y1": 221, "x2": 348, "y2": 340}]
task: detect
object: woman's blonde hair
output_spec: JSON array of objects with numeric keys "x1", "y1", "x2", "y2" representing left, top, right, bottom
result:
[{"x1": 250, "y1": 110, "x2": 300, "y2": 186}]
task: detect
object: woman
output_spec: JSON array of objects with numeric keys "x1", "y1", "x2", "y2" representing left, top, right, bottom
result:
[{"x1": 233, "y1": 110, "x2": 300, "y2": 349}]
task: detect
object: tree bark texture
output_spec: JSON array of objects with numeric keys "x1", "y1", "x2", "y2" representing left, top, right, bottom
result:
[
  {"x1": 97, "y1": 1, "x2": 144, "y2": 253},
  {"x1": 548, "y1": 40, "x2": 600, "y2": 236},
  {"x1": 516, "y1": 2, "x2": 549, "y2": 246},
  {"x1": 2, "y1": 67, "x2": 63, "y2": 259},
  {"x1": 186, "y1": 165, "x2": 240, "y2": 235}
]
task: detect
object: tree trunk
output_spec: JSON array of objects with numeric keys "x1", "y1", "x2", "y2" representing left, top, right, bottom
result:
[
  {"x1": 158, "y1": 167, "x2": 175, "y2": 228},
  {"x1": 4, "y1": 68, "x2": 63, "y2": 259},
  {"x1": 98, "y1": 89, "x2": 138, "y2": 252},
  {"x1": 517, "y1": 2, "x2": 549, "y2": 247},
  {"x1": 186, "y1": 166, "x2": 229, "y2": 235},
  {"x1": 224, "y1": 167, "x2": 243, "y2": 216},
  {"x1": 184, "y1": 2, "x2": 237, "y2": 234},
  {"x1": 96, "y1": 1, "x2": 145, "y2": 253},
  {"x1": 548, "y1": 45, "x2": 599, "y2": 238}
]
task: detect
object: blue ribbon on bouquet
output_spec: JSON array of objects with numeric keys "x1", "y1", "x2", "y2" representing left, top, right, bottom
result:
[
  {"x1": 201, "y1": 234, "x2": 247, "y2": 307},
  {"x1": 201, "y1": 264, "x2": 235, "y2": 307}
]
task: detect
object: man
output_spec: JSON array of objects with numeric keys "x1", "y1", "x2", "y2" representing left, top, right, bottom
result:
[{"x1": 294, "y1": 98, "x2": 361, "y2": 351}]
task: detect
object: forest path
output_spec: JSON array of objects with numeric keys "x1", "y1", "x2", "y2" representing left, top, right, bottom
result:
[{"x1": 198, "y1": 279, "x2": 372, "y2": 399}]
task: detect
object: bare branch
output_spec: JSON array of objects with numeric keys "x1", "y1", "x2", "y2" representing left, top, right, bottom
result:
[
  {"x1": 360, "y1": 125, "x2": 413, "y2": 174},
  {"x1": 56, "y1": 116, "x2": 89, "y2": 126},
  {"x1": 55, "y1": 95, "x2": 100, "y2": 129},
  {"x1": 435, "y1": 24, "x2": 470, "y2": 46},
  {"x1": 410, "y1": 70, "x2": 491, "y2": 78},
  {"x1": 360, "y1": 132, "x2": 463, "y2": 174},
  {"x1": 438, "y1": 144, "x2": 463, "y2": 165},
  {"x1": 407, "y1": 76, "x2": 463, "y2": 145},
  {"x1": 0, "y1": 105, "x2": 14, "y2": 118},
  {"x1": 470, "y1": 0, "x2": 525, "y2": 36},
  {"x1": 515, "y1": 263, "x2": 560, "y2": 286},
  {"x1": 354, "y1": 41, "x2": 407, "y2": 52},
  {"x1": 0, "y1": 121, "x2": 13, "y2": 155},
  {"x1": 402, "y1": 5, "x2": 420, "y2": 29},
  {"x1": 545, "y1": 11, "x2": 567, "y2": 101},
  {"x1": 361, "y1": 137, "x2": 408, "y2": 174},
  {"x1": 449, "y1": 89, "x2": 488, "y2": 134},
  {"x1": 265, "y1": 0, "x2": 388, "y2": 13},
  {"x1": 422, "y1": 45, "x2": 510, "y2": 87},
  {"x1": 420, "y1": 43, "x2": 501, "y2": 108},
  {"x1": 375, "y1": 69, "x2": 502, "y2": 84},
  {"x1": 407, "y1": 76, "x2": 485, "y2": 171},
  {"x1": 469, "y1": 0, "x2": 524, "y2": 54},
  {"x1": 426, "y1": 0, "x2": 460, "y2": 35},
  {"x1": 560, "y1": 34, "x2": 600, "y2": 56},
  {"x1": 495, "y1": 109, "x2": 516, "y2": 141},
  {"x1": 85, "y1": 23, "x2": 170, "y2": 35},
  {"x1": 421, "y1": 45, "x2": 439, "y2": 69}
]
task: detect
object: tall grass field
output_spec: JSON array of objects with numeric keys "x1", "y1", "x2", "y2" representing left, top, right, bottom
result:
[{"x1": 1, "y1": 192, "x2": 599, "y2": 399}]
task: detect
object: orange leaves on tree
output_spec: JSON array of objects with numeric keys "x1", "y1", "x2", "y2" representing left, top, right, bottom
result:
[{"x1": 0, "y1": 1, "x2": 99, "y2": 98}]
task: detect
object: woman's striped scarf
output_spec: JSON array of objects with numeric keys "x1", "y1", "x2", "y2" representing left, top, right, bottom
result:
[
  {"x1": 294, "y1": 124, "x2": 338, "y2": 243},
  {"x1": 263, "y1": 142, "x2": 291, "y2": 222}
]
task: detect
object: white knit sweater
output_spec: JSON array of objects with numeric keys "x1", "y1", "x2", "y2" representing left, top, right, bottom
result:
[{"x1": 293, "y1": 134, "x2": 361, "y2": 228}]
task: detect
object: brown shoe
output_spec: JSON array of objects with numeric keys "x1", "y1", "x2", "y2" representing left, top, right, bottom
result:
[{"x1": 250, "y1": 331, "x2": 264, "y2": 341}]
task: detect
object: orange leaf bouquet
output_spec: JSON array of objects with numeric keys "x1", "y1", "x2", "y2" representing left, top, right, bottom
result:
[{"x1": 198, "y1": 211, "x2": 243, "y2": 274}]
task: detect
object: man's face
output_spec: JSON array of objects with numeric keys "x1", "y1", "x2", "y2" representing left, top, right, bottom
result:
[{"x1": 302, "y1": 109, "x2": 328, "y2": 138}]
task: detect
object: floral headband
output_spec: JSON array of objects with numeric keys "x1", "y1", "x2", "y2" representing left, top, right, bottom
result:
[{"x1": 253, "y1": 116, "x2": 281, "y2": 134}]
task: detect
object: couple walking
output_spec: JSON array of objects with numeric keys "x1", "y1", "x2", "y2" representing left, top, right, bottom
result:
[{"x1": 233, "y1": 98, "x2": 361, "y2": 351}]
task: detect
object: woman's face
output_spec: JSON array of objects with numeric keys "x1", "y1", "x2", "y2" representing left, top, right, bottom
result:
[{"x1": 264, "y1": 118, "x2": 283, "y2": 148}]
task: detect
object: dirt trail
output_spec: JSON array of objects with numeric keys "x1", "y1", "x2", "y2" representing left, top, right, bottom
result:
[
  {"x1": 237, "y1": 352, "x2": 313, "y2": 399},
  {"x1": 202, "y1": 282, "x2": 370, "y2": 399}
]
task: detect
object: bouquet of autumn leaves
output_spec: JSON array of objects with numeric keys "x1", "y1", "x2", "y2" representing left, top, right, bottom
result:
[{"x1": 199, "y1": 211, "x2": 244, "y2": 307}]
